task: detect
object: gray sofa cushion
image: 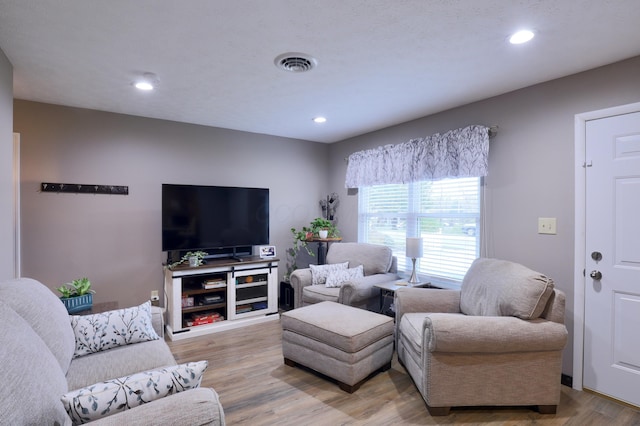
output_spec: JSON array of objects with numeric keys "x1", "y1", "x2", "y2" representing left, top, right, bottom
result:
[
  {"x1": 66, "y1": 339, "x2": 177, "y2": 390},
  {"x1": 88, "y1": 388, "x2": 225, "y2": 426},
  {"x1": 0, "y1": 278, "x2": 75, "y2": 372},
  {"x1": 326, "y1": 242, "x2": 392, "y2": 276},
  {"x1": 0, "y1": 301, "x2": 71, "y2": 426},
  {"x1": 460, "y1": 258, "x2": 555, "y2": 320}
]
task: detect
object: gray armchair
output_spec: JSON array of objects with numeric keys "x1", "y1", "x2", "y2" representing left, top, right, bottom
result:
[
  {"x1": 290, "y1": 242, "x2": 398, "y2": 311},
  {"x1": 395, "y1": 258, "x2": 568, "y2": 416}
]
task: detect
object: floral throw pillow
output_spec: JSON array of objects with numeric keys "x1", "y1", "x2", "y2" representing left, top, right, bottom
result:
[
  {"x1": 309, "y1": 262, "x2": 349, "y2": 285},
  {"x1": 61, "y1": 361, "x2": 207, "y2": 424},
  {"x1": 71, "y1": 301, "x2": 160, "y2": 358},
  {"x1": 325, "y1": 265, "x2": 364, "y2": 288}
]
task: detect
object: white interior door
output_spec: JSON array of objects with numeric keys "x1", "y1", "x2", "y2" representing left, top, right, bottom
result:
[{"x1": 583, "y1": 111, "x2": 640, "y2": 407}]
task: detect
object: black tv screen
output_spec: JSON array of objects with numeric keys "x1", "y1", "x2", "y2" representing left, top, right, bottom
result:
[{"x1": 162, "y1": 184, "x2": 269, "y2": 253}]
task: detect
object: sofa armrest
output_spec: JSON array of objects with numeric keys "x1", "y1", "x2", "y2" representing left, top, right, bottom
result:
[
  {"x1": 88, "y1": 387, "x2": 225, "y2": 426},
  {"x1": 423, "y1": 313, "x2": 568, "y2": 353},
  {"x1": 150, "y1": 306, "x2": 165, "y2": 338},
  {"x1": 289, "y1": 268, "x2": 312, "y2": 309},
  {"x1": 338, "y1": 273, "x2": 398, "y2": 306},
  {"x1": 395, "y1": 287, "x2": 461, "y2": 323}
]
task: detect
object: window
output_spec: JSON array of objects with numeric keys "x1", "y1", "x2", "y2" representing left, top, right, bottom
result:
[{"x1": 358, "y1": 177, "x2": 481, "y2": 285}]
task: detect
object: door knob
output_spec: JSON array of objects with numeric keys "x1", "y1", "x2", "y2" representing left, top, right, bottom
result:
[{"x1": 590, "y1": 270, "x2": 602, "y2": 280}]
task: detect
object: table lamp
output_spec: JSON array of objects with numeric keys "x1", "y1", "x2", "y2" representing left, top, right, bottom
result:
[{"x1": 406, "y1": 237, "x2": 423, "y2": 284}]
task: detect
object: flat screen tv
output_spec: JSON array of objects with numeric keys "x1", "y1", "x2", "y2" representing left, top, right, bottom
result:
[{"x1": 162, "y1": 184, "x2": 269, "y2": 256}]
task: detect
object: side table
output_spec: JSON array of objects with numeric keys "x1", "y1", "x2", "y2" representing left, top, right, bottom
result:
[
  {"x1": 304, "y1": 237, "x2": 342, "y2": 264},
  {"x1": 374, "y1": 280, "x2": 432, "y2": 317},
  {"x1": 74, "y1": 301, "x2": 118, "y2": 315}
]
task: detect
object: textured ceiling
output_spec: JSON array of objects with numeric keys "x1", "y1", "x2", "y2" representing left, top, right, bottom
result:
[{"x1": 1, "y1": 0, "x2": 639, "y2": 143}]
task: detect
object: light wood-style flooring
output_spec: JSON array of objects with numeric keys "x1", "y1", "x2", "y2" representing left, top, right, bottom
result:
[{"x1": 167, "y1": 318, "x2": 640, "y2": 425}]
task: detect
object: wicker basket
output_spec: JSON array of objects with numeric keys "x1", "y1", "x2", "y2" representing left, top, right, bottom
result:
[{"x1": 61, "y1": 294, "x2": 93, "y2": 314}]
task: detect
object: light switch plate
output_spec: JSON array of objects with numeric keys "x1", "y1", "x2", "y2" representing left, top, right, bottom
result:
[{"x1": 538, "y1": 217, "x2": 557, "y2": 235}]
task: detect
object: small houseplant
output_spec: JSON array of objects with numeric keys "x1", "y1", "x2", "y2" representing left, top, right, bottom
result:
[
  {"x1": 285, "y1": 218, "x2": 340, "y2": 281},
  {"x1": 309, "y1": 217, "x2": 339, "y2": 239},
  {"x1": 57, "y1": 277, "x2": 95, "y2": 314},
  {"x1": 168, "y1": 250, "x2": 208, "y2": 269}
]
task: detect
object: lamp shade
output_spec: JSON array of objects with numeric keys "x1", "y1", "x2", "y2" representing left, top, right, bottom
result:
[{"x1": 406, "y1": 237, "x2": 423, "y2": 258}]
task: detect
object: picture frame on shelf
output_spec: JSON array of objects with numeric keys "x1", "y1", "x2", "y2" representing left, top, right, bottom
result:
[{"x1": 259, "y1": 245, "x2": 276, "y2": 258}]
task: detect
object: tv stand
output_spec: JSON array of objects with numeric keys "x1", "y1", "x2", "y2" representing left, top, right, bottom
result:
[{"x1": 164, "y1": 256, "x2": 279, "y2": 341}]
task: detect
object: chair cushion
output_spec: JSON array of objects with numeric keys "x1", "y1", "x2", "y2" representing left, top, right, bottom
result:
[
  {"x1": 326, "y1": 243, "x2": 392, "y2": 275},
  {"x1": 399, "y1": 312, "x2": 431, "y2": 356},
  {"x1": 0, "y1": 278, "x2": 76, "y2": 373},
  {"x1": 302, "y1": 284, "x2": 340, "y2": 304},
  {"x1": 460, "y1": 258, "x2": 554, "y2": 319}
]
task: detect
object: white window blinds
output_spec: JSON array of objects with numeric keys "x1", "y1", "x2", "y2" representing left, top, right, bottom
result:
[{"x1": 359, "y1": 177, "x2": 480, "y2": 284}]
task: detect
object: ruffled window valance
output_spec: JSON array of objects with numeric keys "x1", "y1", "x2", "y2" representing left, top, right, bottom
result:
[{"x1": 345, "y1": 125, "x2": 490, "y2": 188}]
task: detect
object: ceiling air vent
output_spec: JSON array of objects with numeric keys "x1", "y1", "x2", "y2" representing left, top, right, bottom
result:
[{"x1": 274, "y1": 53, "x2": 317, "y2": 72}]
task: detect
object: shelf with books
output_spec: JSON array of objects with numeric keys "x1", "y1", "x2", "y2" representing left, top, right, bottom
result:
[{"x1": 164, "y1": 257, "x2": 279, "y2": 340}]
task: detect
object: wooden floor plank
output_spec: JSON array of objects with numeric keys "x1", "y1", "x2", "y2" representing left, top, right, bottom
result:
[{"x1": 167, "y1": 317, "x2": 640, "y2": 425}]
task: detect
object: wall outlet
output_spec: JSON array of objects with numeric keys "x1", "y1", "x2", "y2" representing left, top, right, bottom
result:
[
  {"x1": 150, "y1": 290, "x2": 160, "y2": 301},
  {"x1": 538, "y1": 217, "x2": 557, "y2": 235}
]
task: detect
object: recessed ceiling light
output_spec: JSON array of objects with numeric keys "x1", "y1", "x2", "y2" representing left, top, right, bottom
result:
[
  {"x1": 134, "y1": 81, "x2": 154, "y2": 91},
  {"x1": 313, "y1": 116, "x2": 327, "y2": 123},
  {"x1": 509, "y1": 30, "x2": 535, "y2": 44},
  {"x1": 134, "y1": 72, "x2": 158, "y2": 91}
]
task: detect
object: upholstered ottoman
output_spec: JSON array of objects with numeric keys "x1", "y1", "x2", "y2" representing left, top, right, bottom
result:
[{"x1": 281, "y1": 301, "x2": 394, "y2": 392}]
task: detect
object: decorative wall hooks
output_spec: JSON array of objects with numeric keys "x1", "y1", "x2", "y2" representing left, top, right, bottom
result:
[{"x1": 41, "y1": 182, "x2": 129, "y2": 195}]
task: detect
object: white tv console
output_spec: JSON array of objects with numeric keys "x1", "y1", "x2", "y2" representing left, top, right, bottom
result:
[{"x1": 164, "y1": 257, "x2": 279, "y2": 341}]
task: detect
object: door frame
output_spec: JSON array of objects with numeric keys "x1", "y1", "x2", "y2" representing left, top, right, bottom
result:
[
  {"x1": 13, "y1": 132, "x2": 20, "y2": 278},
  {"x1": 573, "y1": 101, "x2": 640, "y2": 390}
]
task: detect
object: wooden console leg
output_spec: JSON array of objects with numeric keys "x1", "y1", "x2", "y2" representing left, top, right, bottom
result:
[
  {"x1": 427, "y1": 405, "x2": 451, "y2": 416},
  {"x1": 537, "y1": 405, "x2": 557, "y2": 414}
]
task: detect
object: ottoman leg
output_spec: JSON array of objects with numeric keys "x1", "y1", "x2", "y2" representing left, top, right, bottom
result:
[
  {"x1": 339, "y1": 381, "x2": 359, "y2": 393},
  {"x1": 338, "y1": 360, "x2": 393, "y2": 393},
  {"x1": 284, "y1": 357, "x2": 297, "y2": 367}
]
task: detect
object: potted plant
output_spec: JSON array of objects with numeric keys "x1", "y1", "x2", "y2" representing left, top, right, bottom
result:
[
  {"x1": 168, "y1": 250, "x2": 208, "y2": 269},
  {"x1": 309, "y1": 217, "x2": 339, "y2": 239},
  {"x1": 56, "y1": 277, "x2": 95, "y2": 314},
  {"x1": 285, "y1": 218, "x2": 340, "y2": 281}
]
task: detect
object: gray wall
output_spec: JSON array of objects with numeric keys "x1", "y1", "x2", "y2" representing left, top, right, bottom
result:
[
  {"x1": 14, "y1": 101, "x2": 329, "y2": 306},
  {"x1": 329, "y1": 55, "x2": 640, "y2": 376},
  {"x1": 0, "y1": 48, "x2": 14, "y2": 280},
  {"x1": 13, "y1": 55, "x2": 640, "y2": 377}
]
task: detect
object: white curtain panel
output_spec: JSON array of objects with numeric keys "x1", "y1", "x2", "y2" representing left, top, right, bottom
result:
[{"x1": 345, "y1": 125, "x2": 489, "y2": 188}]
